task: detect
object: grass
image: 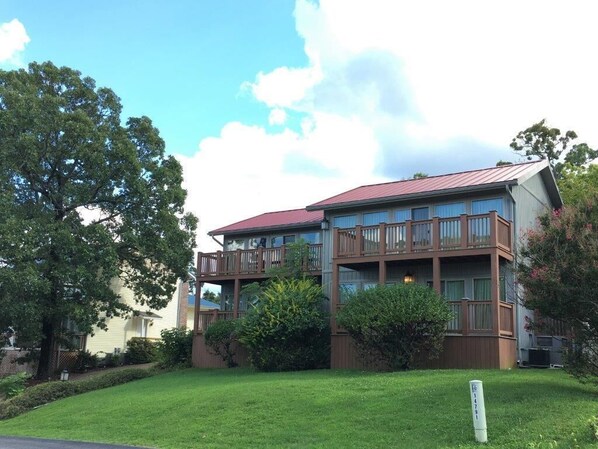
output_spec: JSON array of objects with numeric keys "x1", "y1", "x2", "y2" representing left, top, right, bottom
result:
[{"x1": 0, "y1": 368, "x2": 596, "y2": 449}]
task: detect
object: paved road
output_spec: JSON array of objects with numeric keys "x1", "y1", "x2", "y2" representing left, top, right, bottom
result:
[{"x1": 0, "y1": 436, "x2": 155, "y2": 449}]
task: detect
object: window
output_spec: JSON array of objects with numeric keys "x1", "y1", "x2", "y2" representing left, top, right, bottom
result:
[
  {"x1": 225, "y1": 239, "x2": 245, "y2": 251},
  {"x1": 363, "y1": 282, "x2": 378, "y2": 290},
  {"x1": 395, "y1": 209, "x2": 411, "y2": 222},
  {"x1": 271, "y1": 235, "x2": 296, "y2": 248},
  {"x1": 474, "y1": 277, "x2": 507, "y2": 301},
  {"x1": 299, "y1": 232, "x2": 321, "y2": 244},
  {"x1": 434, "y1": 202, "x2": 465, "y2": 218},
  {"x1": 427, "y1": 280, "x2": 465, "y2": 301},
  {"x1": 333, "y1": 215, "x2": 356, "y2": 229},
  {"x1": 363, "y1": 211, "x2": 389, "y2": 226},
  {"x1": 248, "y1": 237, "x2": 267, "y2": 248},
  {"x1": 412, "y1": 207, "x2": 429, "y2": 221},
  {"x1": 472, "y1": 198, "x2": 504, "y2": 217},
  {"x1": 339, "y1": 283, "x2": 357, "y2": 303}
]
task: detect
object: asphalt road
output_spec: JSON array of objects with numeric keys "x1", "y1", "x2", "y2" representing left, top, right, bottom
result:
[{"x1": 0, "y1": 436, "x2": 156, "y2": 449}]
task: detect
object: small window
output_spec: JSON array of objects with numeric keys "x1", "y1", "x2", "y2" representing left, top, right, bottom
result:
[
  {"x1": 395, "y1": 209, "x2": 411, "y2": 222},
  {"x1": 333, "y1": 215, "x2": 356, "y2": 229},
  {"x1": 363, "y1": 211, "x2": 389, "y2": 226},
  {"x1": 412, "y1": 207, "x2": 429, "y2": 221},
  {"x1": 472, "y1": 198, "x2": 504, "y2": 217},
  {"x1": 434, "y1": 202, "x2": 465, "y2": 218},
  {"x1": 272, "y1": 235, "x2": 295, "y2": 247},
  {"x1": 225, "y1": 239, "x2": 245, "y2": 251},
  {"x1": 339, "y1": 283, "x2": 357, "y2": 303}
]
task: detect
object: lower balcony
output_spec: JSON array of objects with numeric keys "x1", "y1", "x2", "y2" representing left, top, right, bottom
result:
[{"x1": 197, "y1": 244, "x2": 323, "y2": 279}]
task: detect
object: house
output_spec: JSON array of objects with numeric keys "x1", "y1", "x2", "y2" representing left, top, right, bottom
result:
[
  {"x1": 78, "y1": 278, "x2": 188, "y2": 357},
  {"x1": 187, "y1": 294, "x2": 220, "y2": 330},
  {"x1": 193, "y1": 160, "x2": 562, "y2": 369}
]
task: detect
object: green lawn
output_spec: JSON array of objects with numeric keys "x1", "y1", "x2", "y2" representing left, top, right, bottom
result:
[{"x1": 0, "y1": 368, "x2": 596, "y2": 449}]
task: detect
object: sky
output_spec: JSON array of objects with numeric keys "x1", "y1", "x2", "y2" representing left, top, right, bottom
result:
[{"x1": 2, "y1": 0, "x2": 598, "y2": 253}]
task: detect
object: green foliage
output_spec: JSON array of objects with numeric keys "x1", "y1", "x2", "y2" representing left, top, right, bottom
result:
[
  {"x1": 239, "y1": 278, "x2": 330, "y2": 372},
  {"x1": 73, "y1": 350, "x2": 98, "y2": 373},
  {"x1": 125, "y1": 337, "x2": 157, "y2": 365},
  {"x1": 0, "y1": 367, "x2": 153, "y2": 419},
  {"x1": 266, "y1": 240, "x2": 315, "y2": 280},
  {"x1": 559, "y1": 164, "x2": 598, "y2": 205},
  {"x1": 0, "y1": 61, "x2": 197, "y2": 378},
  {"x1": 336, "y1": 284, "x2": 453, "y2": 370},
  {"x1": 204, "y1": 319, "x2": 240, "y2": 368},
  {"x1": 156, "y1": 328, "x2": 193, "y2": 368},
  {"x1": 517, "y1": 198, "x2": 598, "y2": 383},
  {"x1": 510, "y1": 119, "x2": 597, "y2": 179},
  {"x1": 0, "y1": 372, "x2": 30, "y2": 400}
]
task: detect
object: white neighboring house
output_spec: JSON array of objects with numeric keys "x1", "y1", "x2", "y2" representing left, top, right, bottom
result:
[{"x1": 83, "y1": 278, "x2": 188, "y2": 355}]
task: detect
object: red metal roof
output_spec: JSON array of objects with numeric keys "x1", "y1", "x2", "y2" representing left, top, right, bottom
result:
[
  {"x1": 209, "y1": 208, "x2": 323, "y2": 236},
  {"x1": 308, "y1": 160, "x2": 550, "y2": 210}
]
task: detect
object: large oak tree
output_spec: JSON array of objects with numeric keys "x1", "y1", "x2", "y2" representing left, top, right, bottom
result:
[{"x1": 0, "y1": 62, "x2": 197, "y2": 378}]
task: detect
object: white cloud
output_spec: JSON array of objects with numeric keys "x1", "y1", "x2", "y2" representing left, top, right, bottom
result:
[
  {"x1": 268, "y1": 108, "x2": 287, "y2": 126},
  {"x1": 0, "y1": 19, "x2": 30, "y2": 66},
  {"x1": 185, "y1": 0, "x2": 598, "y2": 252}
]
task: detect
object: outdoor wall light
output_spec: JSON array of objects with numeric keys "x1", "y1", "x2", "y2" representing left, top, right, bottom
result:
[
  {"x1": 404, "y1": 272, "x2": 415, "y2": 284},
  {"x1": 60, "y1": 369, "x2": 69, "y2": 381},
  {"x1": 321, "y1": 219, "x2": 330, "y2": 230}
]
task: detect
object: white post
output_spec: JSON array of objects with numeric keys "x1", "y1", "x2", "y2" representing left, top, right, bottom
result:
[{"x1": 469, "y1": 380, "x2": 488, "y2": 443}]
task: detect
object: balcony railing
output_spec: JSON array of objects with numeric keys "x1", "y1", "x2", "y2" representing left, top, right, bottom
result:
[
  {"x1": 195, "y1": 310, "x2": 247, "y2": 333},
  {"x1": 334, "y1": 212, "x2": 511, "y2": 259},
  {"x1": 198, "y1": 244, "x2": 323, "y2": 278}
]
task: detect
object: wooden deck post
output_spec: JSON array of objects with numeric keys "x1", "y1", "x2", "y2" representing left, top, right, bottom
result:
[
  {"x1": 379, "y1": 260, "x2": 386, "y2": 285},
  {"x1": 490, "y1": 250, "x2": 501, "y2": 335},
  {"x1": 490, "y1": 211, "x2": 498, "y2": 248},
  {"x1": 235, "y1": 249, "x2": 241, "y2": 275},
  {"x1": 433, "y1": 256, "x2": 441, "y2": 294},
  {"x1": 432, "y1": 217, "x2": 440, "y2": 251},
  {"x1": 355, "y1": 225, "x2": 363, "y2": 257},
  {"x1": 331, "y1": 262, "x2": 340, "y2": 332},
  {"x1": 194, "y1": 252, "x2": 202, "y2": 334},
  {"x1": 460, "y1": 214, "x2": 468, "y2": 249},
  {"x1": 379, "y1": 222, "x2": 386, "y2": 255},
  {"x1": 257, "y1": 247, "x2": 264, "y2": 273},
  {"x1": 461, "y1": 299, "x2": 469, "y2": 335},
  {"x1": 216, "y1": 250, "x2": 223, "y2": 275},
  {"x1": 405, "y1": 220, "x2": 413, "y2": 253},
  {"x1": 233, "y1": 278, "x2": 241, "y2": 319},
  {"x1": 333, "y1": 227, "x2": 339, "y2": 258}
]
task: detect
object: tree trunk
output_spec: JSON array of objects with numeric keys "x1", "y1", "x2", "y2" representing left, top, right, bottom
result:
[{"x1": 36, "y1": 319, "x2": 56, "y2": 379}]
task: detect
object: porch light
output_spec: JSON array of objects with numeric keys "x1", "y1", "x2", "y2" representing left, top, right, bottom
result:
[
  {"x1": 60, "y1": 369, "x2": 69, "y2": 381},
  {"x1": 404, "y1": 272, "x2": 415, "y2": 284},
  {"x1": 321, "y1": 219, "x2": 330, "y2": 230}
]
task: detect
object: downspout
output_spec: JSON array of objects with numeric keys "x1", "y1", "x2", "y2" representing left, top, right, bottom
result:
[
  {"x1": 210, "y1": 235, "x2": 224, "y2": 247},
  {"x1": 505, "y1": 185, "x2": 522, "y2": 364}
]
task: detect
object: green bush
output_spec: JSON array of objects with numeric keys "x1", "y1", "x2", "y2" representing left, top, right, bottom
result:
[
  {"x1": 239, "y1": 278, "x2": 330, "y2": 372},
  {"x1": 204, "y1": 319, "x2": 240, "y2": 368},
  {"x1": 73, "y1": 350, "x2": 98, "y2": 372},
  {"x1": 0, "y1": 367, "x2": 154, "y2": 420},
  {"x1": 336, "y1": 283, "x2": 453, "y2": 370},
  {"x1": 0, "y1": 372, "x2": 30, "y2": 400},
  {"x1": 126, "y1": 337, "x2": 157, "y2": 364},
  {"x1": 156, "y1": 328, "x2": 193, "y2": 368}
]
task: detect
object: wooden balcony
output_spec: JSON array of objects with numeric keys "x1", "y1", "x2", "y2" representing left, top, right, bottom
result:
[
  {"x1": 197, "y1": 244, "x2": 323, "y2": 280},
  {"x1": 333, "y1": 212, "x2": 512, "y2": 260}
]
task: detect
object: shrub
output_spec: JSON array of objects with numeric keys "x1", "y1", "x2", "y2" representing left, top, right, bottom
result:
[
  {"x1": 126, "y1": 337, "x2": 157, "y2": 364},
  {"x1": 0, "y1": 372, "x2": 30, "y2": 400},
  {"x1": 73, "y1": 350, "x2": 98, "y2": 372},
  {"x1": 239, "y1": 278, "x2": 330, "y2": 372},
  {"x1": 204, "y1": 319, "x2": 240, "y2": 368},
  {"x1": 156, "y1": 328, "x2": 193, "y2": 368},
  {"x1": 0, "y1": 367, "x2": 154, "y2": 420},
  {"x1": 336, "y1": 283, "x2": 453, "y2": 370}
]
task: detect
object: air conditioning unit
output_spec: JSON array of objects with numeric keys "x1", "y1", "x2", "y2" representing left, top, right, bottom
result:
[
  {"x1": 528, "y1": 348, "x2": 551, "y2": 367},
  {"x1": 535, "y1": 336, "x2": 567, "y2": 365}
]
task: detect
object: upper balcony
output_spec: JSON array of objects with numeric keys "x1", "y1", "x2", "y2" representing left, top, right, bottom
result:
[
  {"x1": 198, "y1": 244, "x2": 323, "y2": 280},
  {"x1": 333, "y1": 211, "x2": 512, "y2": 261}
]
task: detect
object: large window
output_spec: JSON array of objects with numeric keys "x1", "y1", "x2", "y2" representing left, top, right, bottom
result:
[
  {"x1": 363, "y1": 211, "x2": 389, "y2": 226},
  {"x1": 339, "y1": 283, "x2": 357, "y2": 304},
  {"x1": 248, "y1": 237, "x2": 267, "y2": 249},
  {"x1": 472, "y1": 198, "x2": 504, "y2": 216},
  {"x1": 271, "y1": 235, "x2": 296, "y2": 248},
  {"x1": 428, "y1": 280, "x2": 465, "y2": 301},
  {"x1": 434, "y1": 202, "x2": 465, "y2": 218},
  {"x1": 474, "y1": 278, "x2": 507, "y2": 301},
  {"x1": 299, "y1": 232, "x2": 321, "y2": 244},
  {"x1": 225, "y1": 239, "x2": 245, "y2": 251},
  {"x1": 333, "y1": 215, "x2": 357, "y2": 229}
]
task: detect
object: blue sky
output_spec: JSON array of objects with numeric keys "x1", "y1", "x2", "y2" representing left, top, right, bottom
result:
[{"x1": 2, "y1": 1, "x2": 598, "y2": 252}]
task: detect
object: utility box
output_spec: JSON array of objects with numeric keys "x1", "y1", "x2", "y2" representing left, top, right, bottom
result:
[{"x1": 528, "y1": 348, "x2": 551, "y2": 367}]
